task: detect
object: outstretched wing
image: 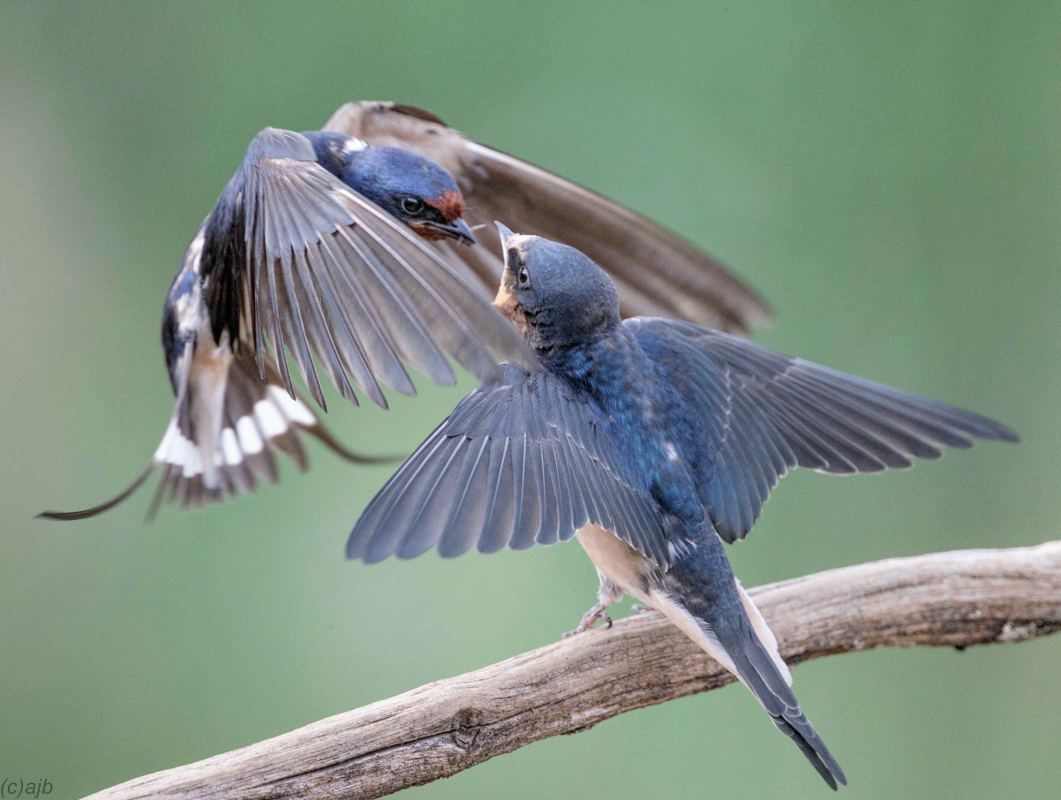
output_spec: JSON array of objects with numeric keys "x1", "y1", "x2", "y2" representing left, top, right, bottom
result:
[
  {"x1": 346, "y1": 364, "x2": 670, "y2": 566},
  {"x1": 323, "y1": 102, "x2": 772, "y2": 334},
  {"x1": 200, "y1": 127, "x2": 534, "y2": 412},
  {"x1": 627, "y1": 318, "x2": 1019, "y2": 543}
]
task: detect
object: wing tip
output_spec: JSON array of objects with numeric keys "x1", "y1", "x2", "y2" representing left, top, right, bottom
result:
[
  {"x1": 343, "y1": 529, "x2": 359, "y2": 559},
  {"x1": 991, "y1": 423, "x2": 1021, "y2": 443}
]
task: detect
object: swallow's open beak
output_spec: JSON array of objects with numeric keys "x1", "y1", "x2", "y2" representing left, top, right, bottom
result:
[
  {"x1": 424, "y1": 218, "x2": 476, "y2": 246},
  {"x1": 493, "y1": 221, "x2": 520, "y2": 309},
  {"x1": 492, "y1": 221, "x2": 529, "y2": 336},
  {"x1": 495, "y1": 221, "x2": 521, "y2": 275},
  {"x1": 495, "y1": 221, "x2": 516, "y2": 253}
]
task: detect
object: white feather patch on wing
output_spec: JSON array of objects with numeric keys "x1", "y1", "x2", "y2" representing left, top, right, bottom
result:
[
  {"x1": 736, "y1": 578, "x2": 792, "y2": 686},
  {"x1": 253, "y1": 400, "x2": 288, "y2": 437},
  {"x1": 267, "y1": 386, "x2": 315, "y2": 426}
]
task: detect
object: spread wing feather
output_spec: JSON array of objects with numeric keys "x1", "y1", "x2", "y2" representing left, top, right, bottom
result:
[
  {"x1": 346, "y1": 365, "x2": 670, "y2": 566},
  {"x1": 626, "y1": 318, "x2": 1019, "y2": 543},
  {"x1": 200, "y1": 128, "x2": 534, "y2": 412}
]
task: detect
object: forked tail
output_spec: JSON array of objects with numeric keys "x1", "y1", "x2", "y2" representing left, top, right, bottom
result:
[
  {"x1": 657, "y1": 535, "x2": 846, "y2": 789},
  {"x1": 39, "y1": 352, "x2": 393, "y2": 521}
]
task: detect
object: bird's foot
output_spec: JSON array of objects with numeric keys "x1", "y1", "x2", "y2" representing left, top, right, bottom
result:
[
  {"x1": 631, "y1": 603, "x2": 653, "y2": 615},
  {"x1": 563, "y1": 603, "x2": 613, "y2": 638}
]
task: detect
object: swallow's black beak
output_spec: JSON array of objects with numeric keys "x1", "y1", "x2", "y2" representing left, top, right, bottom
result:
[{"x1": 425, "y1": 218, "x2": 476, "y2": 246}]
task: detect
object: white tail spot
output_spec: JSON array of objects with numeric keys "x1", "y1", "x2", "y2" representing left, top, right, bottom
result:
[
  {"x1": 153, "y1": 418, "x2": 179, "y2": 462},
  {"x1": 236, "y1": 416, "x2": 264, "y2": 454},
  {"x1": 181, "y1": 443, "x2": 204, "y2": 478},
  {"x1": 221, "y1": 427, "x2": 243, "y2": 465},
  {"x1": 267, "y1": 386, "x2": 315, "y2": 426},
  {"x1": 254, "y1": 400, "x2": 288, "y2": 437}
]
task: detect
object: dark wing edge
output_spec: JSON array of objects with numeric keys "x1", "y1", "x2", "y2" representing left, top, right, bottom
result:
[
  {"x1": 627, "y1": 317, "x2": 1018, "y2": 543},
  {"x1": 323, "y1": 101, "x2": 772, "y2": 335},
  {"x1": 346, "y1": 365, "x2": 670, "y2": 567}
]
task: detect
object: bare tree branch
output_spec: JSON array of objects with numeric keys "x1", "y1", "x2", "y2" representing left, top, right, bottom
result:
[{"x1": 85, "y1": 540, "x2": 1061, "y2": 800}]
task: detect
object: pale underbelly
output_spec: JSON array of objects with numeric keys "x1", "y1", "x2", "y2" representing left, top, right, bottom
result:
[
  {"x1": 572, "y1": 522, "x2": 787, "y2": 682},
  {"x1": 574, "y1": 523, "x2": 656, "y2": 605}
]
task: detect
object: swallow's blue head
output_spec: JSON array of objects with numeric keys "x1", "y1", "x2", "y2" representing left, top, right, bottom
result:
[
  {"x1": 493, "y1": 224, "x2": 620, "y2": 354},
  {"x1": 345, "y1": 143, "x2": 474, "y2": 245},
  {"x1": 303, "y1": 132, "x2": 474, "y2": 244}
]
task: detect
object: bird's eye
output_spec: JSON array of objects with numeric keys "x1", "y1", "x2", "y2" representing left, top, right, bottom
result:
[
  {"x1": 400, "y1": 196, "x2": 424, "y2": 215},
  {"x1": 518, "y1": 266, "x2": 531, "y2": 288}
]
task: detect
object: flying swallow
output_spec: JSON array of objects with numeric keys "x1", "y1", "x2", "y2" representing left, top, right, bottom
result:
[
  {"x1": 40, "y1": 127, "x2": 529, "y2": 520},
  {"x1": 346, "y1": 227, "x2": 1017, "y2": 788}
]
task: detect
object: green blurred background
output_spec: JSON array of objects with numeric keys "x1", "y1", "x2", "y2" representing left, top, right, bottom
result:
[{"x1": 2, "y1": 2, "x2": 1058, "y2": 797}]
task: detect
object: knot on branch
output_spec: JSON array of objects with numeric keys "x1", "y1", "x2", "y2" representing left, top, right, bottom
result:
[{"x1": 450, "y1": 707, "x2": 482, "y2": 752}]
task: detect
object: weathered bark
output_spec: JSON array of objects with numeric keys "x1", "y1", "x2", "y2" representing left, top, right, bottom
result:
[{"x1": 86, "y1": 540, "x2": 1061, "y2": 800}]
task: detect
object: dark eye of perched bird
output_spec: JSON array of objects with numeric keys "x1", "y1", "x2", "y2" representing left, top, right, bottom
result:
[
  {"x1": 518, "y1": 266, "x2": 531, "y2": 288},
  {"x1": 400, "y1": 196, "x2": 425, "y2": 215}
]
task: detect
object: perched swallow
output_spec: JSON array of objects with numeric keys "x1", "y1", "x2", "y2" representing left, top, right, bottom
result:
[{"x1": 347, "y1": 227, "x2": 1017, "y2": 788}]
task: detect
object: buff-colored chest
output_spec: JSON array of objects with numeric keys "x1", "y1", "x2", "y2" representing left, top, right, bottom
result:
[{"x1": 575, "y1": 523, "x2": 656, "y2": 603}]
